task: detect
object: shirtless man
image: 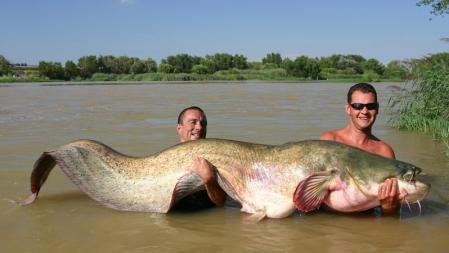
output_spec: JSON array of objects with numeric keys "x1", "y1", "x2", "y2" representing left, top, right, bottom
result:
[
  {"x1": 320, "y1": 83, "x2": 402, "y2": 214},
  {"x1": 175, "y1": 106, "x2": 226, "y2": 208}
]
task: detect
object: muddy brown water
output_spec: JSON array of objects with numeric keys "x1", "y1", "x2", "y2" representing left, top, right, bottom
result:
[{"x1": 1, "y1": 82, "x2": 448, "y2": 252}]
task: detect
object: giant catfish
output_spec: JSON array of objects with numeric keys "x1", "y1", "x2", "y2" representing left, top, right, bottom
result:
[{"x1": 21, "y1": 139, "x2": 430, "y2": 220}]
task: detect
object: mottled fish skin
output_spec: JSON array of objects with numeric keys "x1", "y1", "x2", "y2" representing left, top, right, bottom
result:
[{"x1": 22, "y1": 139, "x2": 430, "y2": 218}]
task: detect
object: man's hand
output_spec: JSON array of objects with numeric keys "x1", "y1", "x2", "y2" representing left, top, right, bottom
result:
[
  {"x1": 190, "y1": 157, "x2": 215, "y2": 184},
  {"x1": 190, "y1": 157, "x2": 226, "y2": 207},
  {"x1": 378, "y1": 178, "x2": 407, "y2": 214}
]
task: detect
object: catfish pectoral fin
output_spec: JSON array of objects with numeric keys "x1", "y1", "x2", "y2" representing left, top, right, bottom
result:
[
  {"x1": 21, "y1": 152, "x2": 57, "y2": 205},
  {"x1": 169, "y1": 172, "x2": 205, "y2": 210},
  {"x1": 294, "y1": 171, "x2": 335, "y2": 212}
]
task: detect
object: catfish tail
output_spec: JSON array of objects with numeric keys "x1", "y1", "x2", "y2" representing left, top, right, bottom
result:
[
  {"x1": 20, "y1": 152, "x2": 56, "y2": 205},
  {"x1": 20, "y1": 140, "x2": 205, "y2": 213}
]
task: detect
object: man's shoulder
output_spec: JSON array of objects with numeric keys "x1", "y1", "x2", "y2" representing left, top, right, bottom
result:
[
  {"x1": 320, "y1": 129, "x2": 344, "y2": 141},
  {"x1": 371, "y1": 138, "x2": 395, "y2": 159}
]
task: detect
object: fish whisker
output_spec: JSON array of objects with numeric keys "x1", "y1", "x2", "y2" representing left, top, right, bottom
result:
[
  {"x1": 405, "y1": 199, "x2": 412, "y2": 213},
  {"x1": 417, "y1": 200, "x2": 422, "y2": 216}
]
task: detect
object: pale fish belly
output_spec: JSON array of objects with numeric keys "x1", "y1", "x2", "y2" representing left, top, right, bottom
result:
[
  {"x1": 238, "y1": 162, "x2": 305, "y2": 218},
  {"x1": 241, "y1": 190, "x2": 296, "y2": 218},
  {"x1": 324, "y1": 182, "x2": 379, "y2": 212}
]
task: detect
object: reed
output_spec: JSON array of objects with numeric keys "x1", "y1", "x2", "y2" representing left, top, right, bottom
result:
[{"x1": 388, "y1": 61, "x2": 449, "y2": 157}]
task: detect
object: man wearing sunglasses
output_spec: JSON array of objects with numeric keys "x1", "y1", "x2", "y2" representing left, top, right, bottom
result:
[{"x1": 320, "y1": 83, "x2": 401, "y2": 215}]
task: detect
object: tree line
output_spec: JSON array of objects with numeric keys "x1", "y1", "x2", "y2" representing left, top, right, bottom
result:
[{"x1": 0, "y1": 52, "x2": 416, "y2": 81}]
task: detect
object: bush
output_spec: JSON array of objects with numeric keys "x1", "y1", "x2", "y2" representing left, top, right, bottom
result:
[
  {"x1": 361, "y1": 70, "x2": 381, "y2": 82},
  {"x1": 158, "y1": 63, "x2": 174, "y2": 73},
  {"x1": 192, "y1": 64, "x2": 209, "y2": 74},
  {"x1": 90, "y1": 73, "x2": 117, "y2": 81}
]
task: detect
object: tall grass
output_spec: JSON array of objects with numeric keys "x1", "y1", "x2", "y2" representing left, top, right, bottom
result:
[{"x1": 388, "y1": 60, "x2": 449, "y2": 157}]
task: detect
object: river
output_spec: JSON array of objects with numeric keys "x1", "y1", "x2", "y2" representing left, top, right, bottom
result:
[{"x1": 1, "y1": 82, "x2": 448, "y2": 252}]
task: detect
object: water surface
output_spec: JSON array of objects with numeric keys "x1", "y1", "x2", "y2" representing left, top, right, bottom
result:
[{"x1": 1, "y1": 82, "x2": 448, "y2": 252}]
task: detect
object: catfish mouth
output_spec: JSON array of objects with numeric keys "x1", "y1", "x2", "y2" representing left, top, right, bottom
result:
[
  {"x1": 396, "y1": 179, "x2": 430, "y2": 216},
  {"x1": 400, "y1": 180, "x2": 431, "y2": 203}
]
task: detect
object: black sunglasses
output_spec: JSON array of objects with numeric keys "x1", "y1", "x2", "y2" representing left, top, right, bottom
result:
[{"x1": 350, "y1": 103, "x2": 378, "y2": 110}]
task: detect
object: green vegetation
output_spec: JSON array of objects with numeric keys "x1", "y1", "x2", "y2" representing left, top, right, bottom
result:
[
  {"x1": 0, "y1": 55, "x2": 12, "y2": 76},
  {"x1": 0, "y1": 52, "x2": 418, "y2": 83},
  {"x1": 388, "y1": 53, "x2": 449, "y2": 157},
  {"x1": 387, "y1": 1, "x2": 449, "y2": 157},
  {"x1": 417, "y1": 0, "x2": 449, "y2": 16}
]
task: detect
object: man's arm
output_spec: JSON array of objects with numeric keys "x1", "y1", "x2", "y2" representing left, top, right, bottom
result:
[
  {"x1": 377, "y1": 143, "x2": 399, "y2": 214},
  {"x1": 191, "y1": 157, "x2": 226, "y2": 207}
]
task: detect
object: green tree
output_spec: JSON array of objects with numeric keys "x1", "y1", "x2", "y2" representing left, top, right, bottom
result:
[
  {"x1": 97, "y1": 55, "x2": 116, "y2": 73},
  {"x1": 233, "y1": 54, "x2": 248, "y2": 69},
  {"x1": 204, "y1": 53, "x2": 235, "y2": 72},
  {"x1": 192, "y1": 64, "x2": 209, "y2": 74},
  {"x1": 336, "y1": 55, "x2": 364, "y2": 74},
  {"x1": 287, "y1": 56, "x2": 321, "y2": 78},
  {"x1": 364, "y1": 58, "x2": 385, "y2": 76},
  {"x1": 78, "y1": 55, "x2": 98, "y2": 78},
  {"x1": 384, "y1": 60, "x2": 409, "y2": 79},
  {"x1": 281, "y1": 58, "x2": 295, "y2": 75},
  {"x1": 417, "y1": 0, "x2": 449, "y2": 16},
  {"x1": 145, "y1": 58, "x2": 157, "y2": 73},
  {"x1": 130, "y1": 60, "x2": 147, "y2": 74},
  {"x1": 158, "y1": 63, "x2": 174, "y2": 73},
  {"x1": 262, "y1": 53, "x2": 283, "y2": 67},
  {"x1": 114, "y1": 56, "x2": 135, "y2": 74},
  {"x1": 305, "y1": 58, "x2": 321, "y2": 79},
  {"x1": 38, "y1": 61, "x2": 65, "y2": 80},
  {"x1": 292, "y1": 56, "x2": 309, "y2": 77},
  {"x1": 162, "y1": 54, "x2": 196, "y2": 73},
  {"x1": 64, "y1": 60, "x2": 79, "y2": 80},
  {"x1": 319, "y1": 54, "x2": 366, "y2": 74},
  {"x1": 0, "y1": 55, "x2": 11, "y2": 76}
]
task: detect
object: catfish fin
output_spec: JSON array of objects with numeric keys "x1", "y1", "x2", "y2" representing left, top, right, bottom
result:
[
  {"x1": 20, "y1": 152, "x2": 56, "y2": 205},
  {"x1": 215, "y1": 171, "x2": 243, "y2": 204},
  {"x1": 243, "y1": 211, "x2": 267, "y2": 224},
  {"x1": 169, "y1": 172, "x2": 205, "y2": 209},
  {"x1": 20, "y1": 193, "x2": 38, "y2": 206},
  {"x1": 293, "y1": 171, "x2": 336, "y2": 212}
]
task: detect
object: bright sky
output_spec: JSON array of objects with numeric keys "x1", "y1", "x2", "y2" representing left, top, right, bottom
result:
[{"x1": 1, "y1": 0, "x2": 447, "y2": 65}]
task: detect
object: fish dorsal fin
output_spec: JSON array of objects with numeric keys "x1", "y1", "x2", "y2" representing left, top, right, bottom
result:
[{"x1": 293, "y1": 171, "x2": 335, "y2": 212}]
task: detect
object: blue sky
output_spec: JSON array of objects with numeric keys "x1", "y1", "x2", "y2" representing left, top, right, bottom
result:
[{"x1": 1, "y1": 0, "x2": 447, "y2": 65}]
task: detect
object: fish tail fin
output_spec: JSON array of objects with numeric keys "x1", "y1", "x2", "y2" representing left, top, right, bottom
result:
[
  {"x1": 20, "y1": 152, "x2": 56, "y2": 205},
  {"x1": 20, "y1": 140, "x2": 192, "y2": 213}
]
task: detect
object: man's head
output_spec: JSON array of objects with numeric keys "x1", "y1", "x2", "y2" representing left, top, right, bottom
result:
[
  {"x1": 345, "y1": 83, "x2": 379, "y2": 131},
  {"x1": 347, "y1": 82, "x2": 378, "y2": 104},
  {"x1": 176, "y1": 106, "x2": 207, "y2": 142}
]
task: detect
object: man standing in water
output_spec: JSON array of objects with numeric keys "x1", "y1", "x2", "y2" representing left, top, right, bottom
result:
[
  {"x1": 320, "y1": 83, "x2": 401, "y2": 214},
  {"x1": 174, "y1": 106, "x2": 226, "y2": 209}
]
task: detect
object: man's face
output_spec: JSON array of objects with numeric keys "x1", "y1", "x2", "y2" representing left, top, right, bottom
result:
[
  {"x1": 345, "y1": 91, "x2": 378, "y2": 131},
  {"x1": 176, "y1": 109, "x2": 207, "y2": 142}
]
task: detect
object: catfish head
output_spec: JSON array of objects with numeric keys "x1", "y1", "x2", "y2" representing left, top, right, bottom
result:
[{"x1": 293, "y1": 151, "x2": 430, "y2": 213}]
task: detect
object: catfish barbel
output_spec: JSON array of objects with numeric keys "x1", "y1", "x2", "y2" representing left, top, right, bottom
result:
[{"x1": 21, "y1": 139, "x2": 430, "y2": 220}]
